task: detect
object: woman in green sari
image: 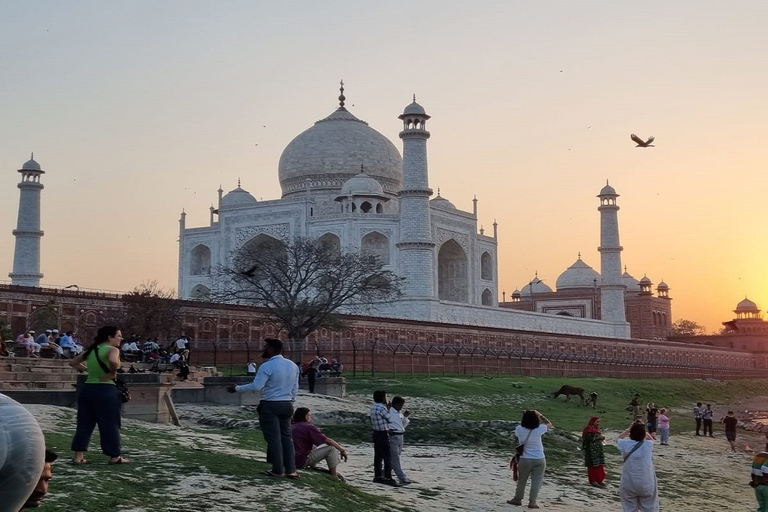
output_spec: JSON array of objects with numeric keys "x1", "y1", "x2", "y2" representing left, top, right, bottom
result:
[{"x1": 582, "y1": 416, "x2": 606, "y2": 486}]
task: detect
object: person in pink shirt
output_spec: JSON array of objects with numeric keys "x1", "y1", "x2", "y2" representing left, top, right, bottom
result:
[
  {"x1": 658, "y1": 408, "x2": 670, "y2": 445},
  {"x1": 291, "y1": 407, "x2": 348, "y2": 481}
]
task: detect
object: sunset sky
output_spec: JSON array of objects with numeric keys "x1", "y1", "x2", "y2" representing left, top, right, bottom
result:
[{"x1": 2, "y1": 1, "x2": 767, "y2": 332}]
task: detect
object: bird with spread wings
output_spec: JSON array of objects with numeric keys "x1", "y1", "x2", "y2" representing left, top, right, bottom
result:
[{"x1": 630, "y1": 134, "x2": 655, "y2": 147}]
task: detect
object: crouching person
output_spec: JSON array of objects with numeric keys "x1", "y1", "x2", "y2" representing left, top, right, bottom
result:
[{"x1": 292, "y1": 407, "x2": 348, "y2": 482}]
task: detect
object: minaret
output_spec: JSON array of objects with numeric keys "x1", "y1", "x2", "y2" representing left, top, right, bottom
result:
[
  {"x1": 9, "y1": 154, "x2": 45, "y2": 287},
  {"x1": 396, "y1": 96, "x2": 435, "y2": 298},
  {"x1": 597, "y1": 181, "x2": 627, "y2": 322},
  {"x1": 177, "y1": 209, "x2": 186, "y2": 297}
]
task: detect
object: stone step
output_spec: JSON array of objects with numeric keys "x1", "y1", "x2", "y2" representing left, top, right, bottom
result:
[
  {"x1": 0, "y1": 371, "x2": 78, "y2": 382},
  {"x1": 2, "y1": 364, "x2": 78, "y2": 374},
  {"x1": 2, "y1": 356, "x2": 75, "y2": 367},
  {"x1": 0, "y1": 381, "x2": 77, "y2": 390}
]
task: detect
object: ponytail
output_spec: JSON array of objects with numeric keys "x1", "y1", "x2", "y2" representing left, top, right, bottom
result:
[{"x1": 83, "y1": 326, "x2": 119, "y2": 359}]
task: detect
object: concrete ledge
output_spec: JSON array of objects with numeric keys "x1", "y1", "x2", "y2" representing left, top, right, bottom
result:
[
  {"x1": 76, "y1": 374, "x2": 177, "y2": 423},
  {"x1": 1, "y1": 389, "x2": 77, "y2": 408},
  {"x1": 299, "y1": 377, "x2": 346, "y2": 398},
  {"x1": 172, "y1": 387, "x2": 205, "y2": 404},
  {"x1": 203, "y1": 376, "x2": 261, "y2": 405}
]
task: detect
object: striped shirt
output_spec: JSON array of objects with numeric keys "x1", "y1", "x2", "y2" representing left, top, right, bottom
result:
[
  {"x1": 370, "y1": 402, "x2": 391, "y2": 431},
  {"x1": 752, "y1": 451, "x2": 768, "y2": 486}
]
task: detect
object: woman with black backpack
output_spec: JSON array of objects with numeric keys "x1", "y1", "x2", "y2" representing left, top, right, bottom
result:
[{"x1": 69, "y1": 326, "x2": 129, "y2": 465}]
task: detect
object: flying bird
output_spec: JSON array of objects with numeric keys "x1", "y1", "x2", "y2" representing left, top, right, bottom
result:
[{"x1": 630, "y1": 134, "x2": 655, "y2": 147}]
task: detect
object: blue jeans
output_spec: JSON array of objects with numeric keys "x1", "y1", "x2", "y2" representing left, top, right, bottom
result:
[
  {"x1": 258, "y1": 400, "x2": 295, "y2": 474},
  {"x1": 71, "y1": 384, "x2": 122, "y2": 457}
]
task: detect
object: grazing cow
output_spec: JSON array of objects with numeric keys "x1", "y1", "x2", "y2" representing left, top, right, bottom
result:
[{"x1": 553, "y1": 385, "x2": 585, "y2": 404}]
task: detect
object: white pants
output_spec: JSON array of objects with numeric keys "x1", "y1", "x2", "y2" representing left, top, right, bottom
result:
[
  {"x1": 305, "y1": 445, "x2": 341, "y2": 470},
  {"x1": 620, "y1": 483, "x2": 659, "y2": 512}
]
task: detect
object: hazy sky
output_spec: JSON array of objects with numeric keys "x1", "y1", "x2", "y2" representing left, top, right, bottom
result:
[{"x1": 2, "y1": 1, "x2": 767, "y2": 332}]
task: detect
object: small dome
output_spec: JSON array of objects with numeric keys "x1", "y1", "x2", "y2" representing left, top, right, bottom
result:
[
  {"x1": 512, "y1": 289, "x2": 521, "y2": 297},
  {"x1": 623, "y1": 271, "x2": 642, "y2": 292},
  {"x1": 338, "y1": 171, "x2": 384, "y2": 197},
  {"x1": 220, "y1": 186, "x2": 258, "y2": 208},
  {"x1": 657, "y1": 281, "x2": 669, "y2": 290},
  {"x1": 639, "y1": 275, "x2": 652, "y2": 285},
  {"x1": 556, "y1": 257, "x2": 601, "y2": 290},
  {"x1": 519, "y1": 277, "x2": 553, "y2": 296},
  {"x1": 21, "y1": 157, "x2": 41, "y2": 171},
  {"x1": 403, "y1": 100, "x2": 426, "y2": 116},
  {"x1": 598, "y1": 182, "x2": 617, "y2": 196},
  {"x1": 430, "y1": 195, "x2": 456, "y2": 210},
  {"x1": 736, "y1": 298, "x2": 759, "y2": 312}
]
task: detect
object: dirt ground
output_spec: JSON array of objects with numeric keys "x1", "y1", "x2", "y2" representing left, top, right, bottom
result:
[{"x1": 24, "y1": 394, "x2": 766, "y2": 511}]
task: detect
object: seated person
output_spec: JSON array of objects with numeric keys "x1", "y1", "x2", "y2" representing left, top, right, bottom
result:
[
  {"x1": 56, "y1": 333, "x2": 76, "y2": 358},
  {"x1": 169, "y1": 352, "x2": 181, "y2": 365},
  {"x1": 0, "y1": 337, "x2": 8, "y2": 357},
  {"x1": 291, "y1": 407, "x2": 347, "y2": 482},
  {"x1": 18, "y1": 331, "x2": 41, "y2": 357}
]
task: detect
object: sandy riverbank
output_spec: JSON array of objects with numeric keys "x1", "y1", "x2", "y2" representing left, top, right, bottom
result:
[{"x1": 21, "y1": 393, "x2": 767, "y2": 511}]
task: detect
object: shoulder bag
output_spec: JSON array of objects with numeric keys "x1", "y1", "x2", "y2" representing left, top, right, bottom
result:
[
  {"x1": 510, "y1": 428, "x2": 534, "y2": 481},
  {"x1": 94, "y1": 348, "x2": 132, "y2": 403},
  {"x1": 622, "y1": 440, "x2": 644, "y2": 462}
]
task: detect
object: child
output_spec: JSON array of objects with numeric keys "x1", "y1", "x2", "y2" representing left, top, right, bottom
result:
[{"x1": 658, "y1": 408, "x2": 670, "y2": 445}]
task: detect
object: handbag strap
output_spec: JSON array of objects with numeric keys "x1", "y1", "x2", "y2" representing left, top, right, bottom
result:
[
  {"x1": 92, "y1": 345, "x2": 113, "y2": 376},
  {"x1": 518, "y1": 428, "x2": 534, "y2": 446},
  {"x1": 622, "y1": 440, "x2": 644, "y2": 462}
]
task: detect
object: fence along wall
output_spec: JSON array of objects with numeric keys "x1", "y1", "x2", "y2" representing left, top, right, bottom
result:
[{"x1": 188, "y1": 316, "x2": 763, "y2": 379}]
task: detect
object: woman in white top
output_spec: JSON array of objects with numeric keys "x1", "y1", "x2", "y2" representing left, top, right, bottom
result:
[
  {"x1": 617, "y1": 422, "x2": 659, "y2": 512},
  {"x1": 508, "y1": 409, "x2": 553, "y2": 509}
]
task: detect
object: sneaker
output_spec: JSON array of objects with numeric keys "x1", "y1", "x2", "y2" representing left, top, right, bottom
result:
[
  {"x1": 372, "y1": 476, "x2": 384, "y2": 483},
  {"x1": 506, "y1": 498, "x2": 523, "y2": 505},
  {"x1": 528, "y1": 502, "x2": 540, "y2": 509},
  {"x1": 382, "y1": 478, "x2": 401, "y2": 487},
  {"x1": 400, "y1": 480, "x2": 412, "y2": 485}
]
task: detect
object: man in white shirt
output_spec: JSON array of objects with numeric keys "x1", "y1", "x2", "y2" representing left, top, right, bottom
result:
[
  {"x1": 174, "y1": 336, "x2": 187, "y2": 353},
  {"x1": 388, "y1": 396, "x2": 412, "y2": 485},
  {"x1": 227, "y1": 338, "x2": 300, "y2": 478}
]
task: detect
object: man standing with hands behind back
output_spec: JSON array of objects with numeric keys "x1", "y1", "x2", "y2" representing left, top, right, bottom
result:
[{"x1": 228, "y1": 338, "x2": 300, "y2": 478}]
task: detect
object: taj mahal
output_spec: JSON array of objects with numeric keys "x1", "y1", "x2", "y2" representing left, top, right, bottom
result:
[{"x1": 175, "y1": 84, "x2": 634, "y2": 340}]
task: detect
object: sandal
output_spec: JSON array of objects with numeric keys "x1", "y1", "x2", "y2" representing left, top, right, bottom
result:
[
  {"x1": 108, "y1": 457, "x2": 130, "y2": 465},
  {"x1": 285, "y1": 473, "x2": 300, "y2": 479},
  {"x1": 263, "y1": 471, "x2": 284, "y2": 477},
  {"x1": 71, "y1": 459, "x2": 88, "y2": 465}
]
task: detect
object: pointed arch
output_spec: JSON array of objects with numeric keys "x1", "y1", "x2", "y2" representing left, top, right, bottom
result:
[
  {"x1": 189, "y1": 284, "x2": 211, "y2": 301},
  {"x1": 480, "y1": 251, "x2": 493, "y2": 280},
  {"x1": 481, "y1": 288, "x2": 493, "y2": 306},
  {"x1": 190, "y1": 244, "x2": 212, "y2": 275},
  {"x1": 438, "y1": 239, "x2": 468, "y2": 303},
  {"x1": 318, "y1": 233, "x2": 341, "y2": 255},
  {"x1": 361, "y1": 231, "x2": 390, "y2": 265}
]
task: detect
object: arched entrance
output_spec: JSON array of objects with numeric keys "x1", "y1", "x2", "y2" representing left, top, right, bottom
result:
[{"x1": 438, "y1": 240, "x2": 468, "y2": 303}]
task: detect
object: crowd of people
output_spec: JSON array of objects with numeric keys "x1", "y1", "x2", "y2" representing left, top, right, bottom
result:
[
  {"x1": 2, "y1": 329, "x2": 84, "y2": 359},
  {"x1": 8, "y1": 331, "x2": 768, "y2": 512}
]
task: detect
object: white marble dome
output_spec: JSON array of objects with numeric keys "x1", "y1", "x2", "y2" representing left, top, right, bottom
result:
[
  {"x1": 21, "y1": 157, "x2": 41, "y2": 171},
  {"x1": 430, "y1": 194, "x2": 456, "y2": 210},
  {"x1": 278, "y1": 107, "x2": 402, "y2": 198},
  {"x1": 403, "y1": 100, "x2": 427, "y2": 116},
  {"x1": 623, "y1": 271, "x2": 642, "y2": 292},
  {"x1": 599, "y1": 182, "x2": 617, "y2": 196},
  {"x1": 339, "y1": 171, "x2": 384, "y2": 196},
  {"x1": 556, "y1": 257, "x2": 601, "y2": 290},
  {"x1": 519, "y1": 277, "x2": 553, "y2": 296},
  {"x1": 220, "y1": 186, "x2": 257, "y2": 209},
  {"x1": 736, "y1": 298, "x2": 759, "y2": 312}
]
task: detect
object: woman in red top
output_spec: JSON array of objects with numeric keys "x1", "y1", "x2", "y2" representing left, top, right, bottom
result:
[{"x1": 291, "y1": 407, "x2": 347, "y2": 481}]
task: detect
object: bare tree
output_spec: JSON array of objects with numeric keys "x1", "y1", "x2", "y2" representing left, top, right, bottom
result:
[
  {"x1": 213, "y1": 237, "x2": 402, "y2": 362},
  {"x1": 122, "y1": 281, "x2": 183, "y2": 340}
]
